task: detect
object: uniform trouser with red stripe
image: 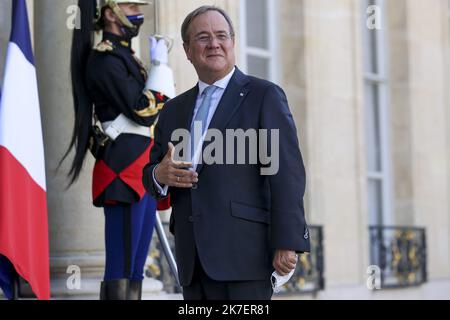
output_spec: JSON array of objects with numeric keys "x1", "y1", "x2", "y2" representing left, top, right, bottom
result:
[{"x1": 103, "y1": 193, "x2": 156, "y2": 281}]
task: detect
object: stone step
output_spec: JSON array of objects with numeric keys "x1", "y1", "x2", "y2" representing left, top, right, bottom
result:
[{"x1": 1, "y1": 277, "x2": 183, "y2": 300}]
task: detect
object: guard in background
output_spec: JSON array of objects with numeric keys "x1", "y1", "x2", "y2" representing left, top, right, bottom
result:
[{"x1": 63, "y1": 0, "x2": 170, "y2": 300}]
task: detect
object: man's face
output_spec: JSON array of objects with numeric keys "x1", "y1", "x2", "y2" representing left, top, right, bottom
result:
[{"x1": 184, "y1": 10, "x2": 236, "y2": 82}]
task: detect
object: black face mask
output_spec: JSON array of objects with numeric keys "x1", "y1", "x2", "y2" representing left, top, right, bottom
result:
[{"x1": 120, "y1": 14, "x2": 144, "y2": 39}]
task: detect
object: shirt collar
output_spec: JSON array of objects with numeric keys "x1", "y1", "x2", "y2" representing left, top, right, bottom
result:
[{"x1": 198, "y1": 67, "x2": 236, "y2": 96}]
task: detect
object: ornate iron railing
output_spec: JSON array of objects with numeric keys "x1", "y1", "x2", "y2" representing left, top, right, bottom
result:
[
  {"x1": 369, "y1": 226, "x2": 427, "y2": 288},
  {"x1": 147, "y1": 223, "x2": 325, "y2": 296}
]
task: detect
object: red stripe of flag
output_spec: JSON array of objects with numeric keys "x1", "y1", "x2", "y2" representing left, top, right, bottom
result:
[{"x1": 0, "y1": 146, "x2": 50, "y2": 300}]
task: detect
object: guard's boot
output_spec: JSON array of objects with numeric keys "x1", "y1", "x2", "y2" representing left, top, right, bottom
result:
[
  {"x1": 99, "y1": 279, "x2": 129, "y2": 300},
  {"x1": 128, "y1": 280, "x2": 143, "y2": 300}
]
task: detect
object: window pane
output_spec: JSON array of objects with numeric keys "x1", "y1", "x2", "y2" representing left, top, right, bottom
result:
[
  {"x1": 364, "y1": 29, "x2": 378, "y2": 74},
  {"x1": 246, "y1": 0, "x2": 268, "y2": 49},
  {"x1": 365, "y1": 83, "x2": 382, "y2": 172},
  {"x1": 363, "y1": 0, "x2": 379, "y2": 74},
  {"x1": 368, "y1": 179, "x2": 383, "y2": 225},
  {"x1": 247, "y1": 55, "x2": 269, "y2": 79}
]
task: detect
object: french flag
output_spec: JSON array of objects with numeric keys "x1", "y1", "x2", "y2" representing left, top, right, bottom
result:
[{"x1": 0, "y1": 0, "x2": 50, "y2": 300}]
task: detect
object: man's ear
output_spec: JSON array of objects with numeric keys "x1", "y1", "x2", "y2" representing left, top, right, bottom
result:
[{"x1": 103, "y1": 8, "x2": 116, "y2": 24}]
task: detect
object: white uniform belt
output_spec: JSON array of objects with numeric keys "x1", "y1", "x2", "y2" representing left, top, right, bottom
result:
[{"x1": 102, "y1": 114, "x2": 151, "y2": 141}]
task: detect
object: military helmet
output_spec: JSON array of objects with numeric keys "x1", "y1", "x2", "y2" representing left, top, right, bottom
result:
[
  {"x1": 96, "y1": 0, "x2": 149, "y2": 29},
  {"x1": 98, "y1": 0, "x2": 150, "y2": 8}
]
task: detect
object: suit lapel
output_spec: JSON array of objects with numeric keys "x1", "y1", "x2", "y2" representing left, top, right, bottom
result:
[
  {"x1": 176, "y1": 85, "x2": 199, "y2": 132},
  {"x1": 208, "y1": 68, "x2": 250, "y2": 133},
  {"x1": 170, "y1": 86, "x2": 198, "y2": 161},
  {"x1": 196, "y1": 68, "x2": 250, "y2": 174}
]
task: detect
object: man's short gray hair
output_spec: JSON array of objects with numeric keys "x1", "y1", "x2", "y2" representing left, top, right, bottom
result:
[{"x1": 181, "y1": 6, "x2": 235, "y2": 44}]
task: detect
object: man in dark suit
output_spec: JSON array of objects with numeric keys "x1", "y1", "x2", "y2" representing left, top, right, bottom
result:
[{"x1": 143, "y1": 5, "x2": 310, "y2": 300}]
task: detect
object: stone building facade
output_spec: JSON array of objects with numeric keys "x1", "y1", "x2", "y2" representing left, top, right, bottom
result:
[{"x1": 1, "y1": 0, "x2": 449, "y2": 299}]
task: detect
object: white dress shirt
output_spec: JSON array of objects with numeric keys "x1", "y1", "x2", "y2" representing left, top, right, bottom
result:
[{"x1": 153, "y1": 67, "x2": 236, "y2": 195}]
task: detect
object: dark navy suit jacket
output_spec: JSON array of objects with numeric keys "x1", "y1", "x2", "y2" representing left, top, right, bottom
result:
[{"x1": 143, "y1": 68, "x2": 310, "y2": 286}]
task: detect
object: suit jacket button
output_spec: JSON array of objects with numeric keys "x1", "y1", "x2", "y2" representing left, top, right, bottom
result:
[
  {"x1": 192, "y1": 183, "x2": 198, "y2": 190},
  {"x1": 188, "y1": 216, "x2": 194, "y2": 223}
]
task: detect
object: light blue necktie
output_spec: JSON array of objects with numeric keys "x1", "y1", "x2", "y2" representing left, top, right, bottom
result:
[{"x1": 190, "y1": 85, "x2": 218, "y2": 160}]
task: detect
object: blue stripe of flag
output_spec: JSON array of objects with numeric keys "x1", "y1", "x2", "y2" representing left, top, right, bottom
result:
[
  {"x1": 0, "y1": 255, "x2": 14, "y2": 300},
  {"x1": 10, "y1": 0, "x2": 34, "y2": 65}
]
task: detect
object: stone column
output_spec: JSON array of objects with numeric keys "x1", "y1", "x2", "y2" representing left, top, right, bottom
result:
[
  {"x1": 137, "y1": 1, "x2": 158, "y2": 66},
  {"x1": 446, "y1": 3, "x2": 450, "y2": 281},
  {"x1": 387, "y1": 0, "x2": 415, "y2": 226},
  {"x1": 33, "y1": 0, "x2": 164, "y2": 299},
  {"x1": 405, "y1": 0, "x2": 450, "y2": 279},
  {"x1": 278, "y1": 0, "x2": 308, "y2": 215},
  {"x1": 299, "y1": 0, "x2": 369, "y2": 290},
  {"x1": 33, "y1": 0, "x2": 105, "y2": 298}
]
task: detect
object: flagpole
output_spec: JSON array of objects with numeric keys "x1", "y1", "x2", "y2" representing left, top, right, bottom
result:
[{"x1": 12, "y1": 273, "x2": 19, "y2": 300}]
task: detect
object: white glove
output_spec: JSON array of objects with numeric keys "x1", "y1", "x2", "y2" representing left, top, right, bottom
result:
[{"x1": 149, "y1": 37, "x2": 169, "y2": 65}]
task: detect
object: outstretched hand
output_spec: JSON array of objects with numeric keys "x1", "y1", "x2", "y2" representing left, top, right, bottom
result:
[{"x1": 154, "y1": 143, "x2": 198, "y2": 188}]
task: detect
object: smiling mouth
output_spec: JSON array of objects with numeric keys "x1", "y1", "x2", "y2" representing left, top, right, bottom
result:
[{"x1": 207, "y1": 55, "x2": 223, "y2": 58}]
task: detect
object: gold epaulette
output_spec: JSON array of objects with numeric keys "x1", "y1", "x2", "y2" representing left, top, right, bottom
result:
[
  {"x1": 135, "y1": 90, "x2": 165, "y2": 118},
  {"x1": 94, "y1": 40, "x2": 115, "y2": 52}
]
